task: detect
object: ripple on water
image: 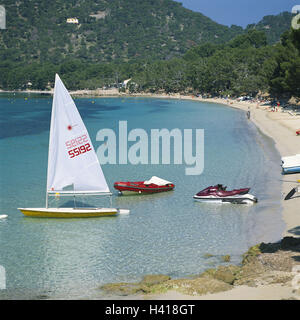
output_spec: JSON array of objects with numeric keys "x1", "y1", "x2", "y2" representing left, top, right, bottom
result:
[{"x1": 0, "y1": 97, "x2": 284, "y2": 298}]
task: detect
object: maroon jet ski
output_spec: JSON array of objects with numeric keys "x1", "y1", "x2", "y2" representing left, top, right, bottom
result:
[{"x1": 193, "y1": 184, "x2": 257, "y2": 204}]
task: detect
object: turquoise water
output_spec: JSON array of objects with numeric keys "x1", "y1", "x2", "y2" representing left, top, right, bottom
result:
[{"x1": 0, "y1": 95, "x2": 284, "y2": 299}]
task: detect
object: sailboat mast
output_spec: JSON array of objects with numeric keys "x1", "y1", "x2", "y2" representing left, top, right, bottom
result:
[
  {"x1": 45, "y1": 76, "x2": 57, "y2": 209},
  {"x1": 46, "y1": 191, "x2": 48, "y2": 209}
]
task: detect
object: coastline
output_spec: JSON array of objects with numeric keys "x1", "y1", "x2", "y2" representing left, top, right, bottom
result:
[
  {"x1": 145, "y1": 94, "x2": 300, "y2": 300},
  {"x1": 103, "y1": 92, "x2": 300, "y2": 300},
  {"x1": 2, "y1": 90, "x2": 300, "y2": 300},
  {"x1": 126, "y1": 92, "x2": 300, "y2": 238},
  {"x1": 193, "y1": 96, "x2": 300, "y2": 238},
  {"x1": 3, "y1": 89, "x2": 299, "y2": 236},
  {"x1": 91, "y1": 92, "x2": 299, "y2": 300}
]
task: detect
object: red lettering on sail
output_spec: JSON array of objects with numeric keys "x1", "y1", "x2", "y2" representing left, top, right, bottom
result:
[
  {"x1": 65, "y1": 134, "x2": 92, "y2": 158},
  {"x1": 68, "y1": 143, "x2": 92, "y2": 159},
  {"x1": 65, "y1": 134, "x2": 89, "y2": 150}
]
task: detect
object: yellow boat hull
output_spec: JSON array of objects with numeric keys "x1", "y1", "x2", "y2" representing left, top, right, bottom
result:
[{"x1": 18, "y1": 207, "x2": 118, "y2": 218}]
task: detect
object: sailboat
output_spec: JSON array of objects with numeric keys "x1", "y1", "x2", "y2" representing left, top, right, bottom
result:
[{"x1": 18, "y1": 74, "x2": 126, "y2": 218}]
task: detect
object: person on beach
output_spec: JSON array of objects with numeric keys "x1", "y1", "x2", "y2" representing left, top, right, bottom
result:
[{"x1": 247, "y1": 107, "x2": 250, "y2": 119}]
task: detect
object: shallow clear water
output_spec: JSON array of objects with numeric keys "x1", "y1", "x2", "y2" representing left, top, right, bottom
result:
[{"x1": 0, "y1": 95, "x2": 284, "y2": 299}]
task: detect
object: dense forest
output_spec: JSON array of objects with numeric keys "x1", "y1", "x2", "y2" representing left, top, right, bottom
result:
[
  {"x1": 0, "y1": 0, "x2": 298, "y2": 98},
  {"x1": 1, "y1": 0, "x2": 246, "y2": 63},
  {"x1": 131, "y1": 28, "x2": 300, "y2": 98}
]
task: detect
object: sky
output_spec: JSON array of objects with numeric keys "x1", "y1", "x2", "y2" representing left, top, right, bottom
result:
[{"x1": 175, "y1": 0, "x2": 299, "y2": 27}]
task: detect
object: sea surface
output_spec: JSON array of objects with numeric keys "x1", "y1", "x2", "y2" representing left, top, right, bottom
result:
[{"x1": 0, "y1": 94, "x2": 284, "y2": 299}]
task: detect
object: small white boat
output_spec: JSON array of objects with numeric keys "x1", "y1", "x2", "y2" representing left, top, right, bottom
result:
[
  {"x1": 281, "y1": 154, "x2": 300, "y2": 174},
  {"x1": 18, "y1": 74, "x2": 128, "y2": 218}
]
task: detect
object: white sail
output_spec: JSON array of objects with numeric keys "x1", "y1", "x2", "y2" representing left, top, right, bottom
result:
[{"x1": 46, "y1": 74, "x2": 109, "y2": 194}]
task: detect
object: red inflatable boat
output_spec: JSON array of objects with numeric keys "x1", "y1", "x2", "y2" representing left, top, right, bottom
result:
[{"x1": 114, "y1": 176, "x2": 175, "y2": 195}]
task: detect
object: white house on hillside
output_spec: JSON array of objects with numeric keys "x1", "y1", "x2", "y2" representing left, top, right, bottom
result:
[{"x1": 67, "y1": 18, "x2": 79, "y2": 24}]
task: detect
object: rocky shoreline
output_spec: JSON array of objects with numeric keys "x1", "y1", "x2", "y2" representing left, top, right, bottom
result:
[{"x1": 100, "y1": 237, "x2": 300, "y2": 300}]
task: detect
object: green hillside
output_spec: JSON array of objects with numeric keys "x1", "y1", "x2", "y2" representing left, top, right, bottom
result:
[
  {"x1": 0, "y1": 1, "x2": 297, "y2": 97},
  {"x1": 1, "y1": 0, "x2": 244, "y2": 64},
  {"x1": 246, "y1": 11, "x2": 293, "y2": 44},
  {"x1": 0, "y1": 1, "x2": 293, "y2": 65}
]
